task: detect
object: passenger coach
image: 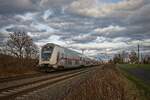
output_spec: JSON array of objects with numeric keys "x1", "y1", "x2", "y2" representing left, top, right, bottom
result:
[{"x1": 39, "y1": 43, "x2": 98, "y2": 71}]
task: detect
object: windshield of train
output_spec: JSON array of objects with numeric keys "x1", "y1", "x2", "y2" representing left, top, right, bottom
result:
[{"x1": 41, "y1": 46, "x2": 53, "y2": 61}]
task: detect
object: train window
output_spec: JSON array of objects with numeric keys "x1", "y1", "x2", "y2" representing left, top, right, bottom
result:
[{"x1": 41, "y1": 46, "x2": 53, "y2": 61}]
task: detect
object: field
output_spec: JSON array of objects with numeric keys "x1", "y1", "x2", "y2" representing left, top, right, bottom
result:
[{"x1": 118, "y1": 64, "x2": 150, "y2": 100}]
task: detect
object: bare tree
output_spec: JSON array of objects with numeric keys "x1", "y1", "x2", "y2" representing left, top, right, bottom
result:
[
  {"x1": 143, "y1": 55, "x2": 150, "y2": 64},
  {"x1": 24, "y1": 38, "x2": 38, "y2": 59},
  {"x1": 129, "y1": 51, "x2": 138, "y2": 64},
  {"x1": 0, "y1": 43, "x2": 7, "y2": 55},
  {"x1": 6, "y1": 32, "x2": 38, "y2": 59},
  {"x1": 113, "y1": 54, "x2": 123, "y2": 64}
]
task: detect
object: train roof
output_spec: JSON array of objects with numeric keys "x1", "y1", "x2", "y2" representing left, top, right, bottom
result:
[
  {"x1": 42, "y1": 43, "x2": 60, "y2": 48},
  {"x1": 43, "y1": 43, "x2": 80, "y2": 53},
  {"x1": 42, "y1": 43, "x2": 94, "y2": 59}
]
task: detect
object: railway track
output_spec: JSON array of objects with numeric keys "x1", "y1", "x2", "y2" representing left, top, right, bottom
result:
[
  {"x1": 0, "y1": 68, "x2": 90, "y2": 100},
  {"x1": 0, "y1": 67, "x2": 84, "y2": 83},
  {"x1": 0, "y1": 72, "x2": 46, "y2": 83}
]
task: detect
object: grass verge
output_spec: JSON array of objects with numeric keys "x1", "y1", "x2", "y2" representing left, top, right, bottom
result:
[
  {"x1": 118, "y1": 64, "x2": 150, "y2": 100},
  {"x1": 118, "y1": 64, "x2": 150, "y2": 70}
]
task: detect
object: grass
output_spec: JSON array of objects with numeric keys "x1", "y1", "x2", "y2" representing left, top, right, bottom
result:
[
  {"x1": 118, "y1": 64, "x2": 150, "y2": 70},
  {"x1": 64, "y1": 65, "x2": 141, "y2": 100},
  {"x1": 118, "y1": 64, "x2": 150, "y2": 100}
]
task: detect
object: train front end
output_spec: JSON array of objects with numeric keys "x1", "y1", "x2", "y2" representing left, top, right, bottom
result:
[{"x1": 39, "y1": 44, "x2": 54, "y2": 71}]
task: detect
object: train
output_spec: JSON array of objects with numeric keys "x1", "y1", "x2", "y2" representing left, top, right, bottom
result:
[{"x1": 39, "y1": 43, "x2": 99, "y2": 71}]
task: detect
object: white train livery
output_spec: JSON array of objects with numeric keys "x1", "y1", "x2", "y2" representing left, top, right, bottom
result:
[{"x1": 39, "y1": 43, "x2": 98, "y2": 71}]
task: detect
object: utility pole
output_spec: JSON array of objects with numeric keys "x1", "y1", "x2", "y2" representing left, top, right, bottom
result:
[
  {"x1": 138, "y1": 44, "x2": 140, "y2": 63},
  {"x1": 141, "y1": 53, "x2": 143, "y2": 64}
]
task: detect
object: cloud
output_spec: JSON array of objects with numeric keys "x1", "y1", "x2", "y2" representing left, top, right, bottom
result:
[
  {"x1": 0, "y1": 32, "x2": 9, "y2": 46},
  {"x1": 112, "y1": 37, "x2": 131, "y2": 43},
  {"x1": 67, "y1": 0, "x2": 144, "y2": 17},
  {"x1": 71, "y1": 34, "x2": 97, "y2": 43},
  {"x1": 0, "y1": 0, "x2": 40, "y2": 15},
  {"x1": 128, "y1": 4, "x2": 150, "y2": 25},
  {"x1": 42, "y1": 9, "x2": 53, "y2": 20},
  {"x1": 28, "y1": 32, "x2": 54, "y2": 42},
  {"x1": 4, "y1": 22, "x2": 55, "y2": 33},
  {"x1": 68, "y1": 41, "x2": 128, "y2": 50},
  {"x1": 0, "y1": 0, "x2": 150, "y2": 57},
  {"x1": 94, "y1": 25, "x2": 125, "y2": 34},
  {"x1": 40, "y1": 0, "x2": 74, "y2": 8}
]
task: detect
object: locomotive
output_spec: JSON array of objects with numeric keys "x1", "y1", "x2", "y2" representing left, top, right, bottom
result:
[{"x1": 39, "y1": 43, "x2": 98, "y2": 71}]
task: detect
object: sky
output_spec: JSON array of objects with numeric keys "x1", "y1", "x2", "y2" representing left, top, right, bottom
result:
[{"x1": 0, "y1": 0, "x2": 150, "y2": 59}]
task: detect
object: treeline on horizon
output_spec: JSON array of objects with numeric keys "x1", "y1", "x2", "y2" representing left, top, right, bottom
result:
[{"x1": 109, "y1": 51, "x2": 150, "y2": 64}]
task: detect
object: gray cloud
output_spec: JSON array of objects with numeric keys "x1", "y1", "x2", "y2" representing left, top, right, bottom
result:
[
  {"x1": 0, "y1": 0, "x2": 150, "y2": 56},
  {"x1": 40, "y1": 0, "x2": 74, "y2": 9},
  {"x1": 0, "y1": 0, "x2": 41, "y2": 15},
  {"x1": 128, "y1": 4, "x2": 150, "y2": 25}
]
